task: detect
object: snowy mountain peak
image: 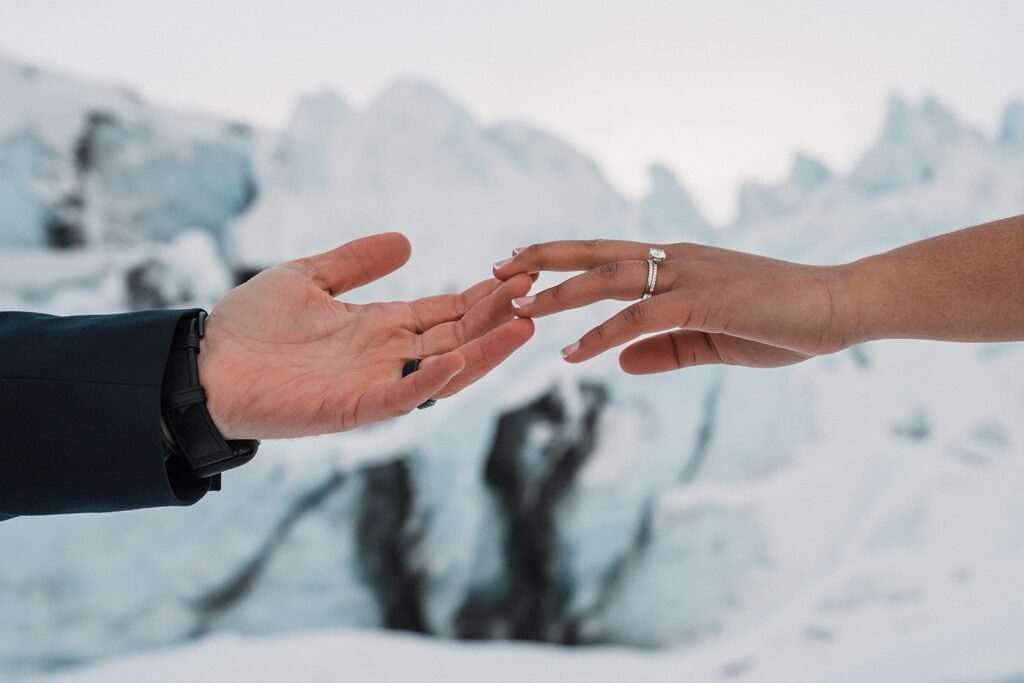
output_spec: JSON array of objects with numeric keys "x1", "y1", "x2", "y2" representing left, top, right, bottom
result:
[
  {"x1": 848, "y1": 94, "x2": 989, "y2": 197},
  {"x1": 648, "y1": 162, "x2": 685, "y2": 193},
  {"x1": 369, "y1": 79, "x2": 475, "y2": 135},
  {"x1": 999, "y1": 100, "x2": 1024, "y2": 147},
  {"x1": 789, "y1": 152, "x2": 832, "y2": 189},
  {"x1": 880, "y1": 93, "x2": 972, "y2": 148},
  {"x1": 736, "y1": 152, "x2": 831, "y2": 226},
  {"x1": 288, "y1": 90, "x2": 351, "y2": 135},
  {"x1": 635, "y1": 162, "x2": 712, "y2": 242}
]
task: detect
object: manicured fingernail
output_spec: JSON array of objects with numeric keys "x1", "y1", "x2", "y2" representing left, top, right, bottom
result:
[
  {"x1": 512, "y1": 247, "x2": 526, "y2": 255},
  {"x1": 493, "y1": 256, "x2": 514, "y2": 270},
  {"x1": 561, "y1": 341, "x2": 581, "y2": 359},
  {"x1": 511, "y1": 295, "x2": 536, "y2": 309}
]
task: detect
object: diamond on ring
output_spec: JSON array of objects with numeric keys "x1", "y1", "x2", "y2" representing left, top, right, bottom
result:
[{"x1": 642, "y1": 248, "x2": 666, "y2": 300}]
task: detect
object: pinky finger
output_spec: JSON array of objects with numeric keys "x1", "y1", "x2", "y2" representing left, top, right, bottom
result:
[{"x1": 354, "y1": 352, "x2": 465, "y2": 426}]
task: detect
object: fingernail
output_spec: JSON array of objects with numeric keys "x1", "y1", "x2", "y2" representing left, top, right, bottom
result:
[
  {"x1": 493, "y1": 256, "x2": 514, "y2": 270},
  {"x1": 512, "y1": 247, "x2": 526, "y2": 255},
  {"x1": 511, "y1": 295, "x2": 536, "y2": 309},
  {"x1": 561, "y1": 341, "x2": 581, "y2": 359}
]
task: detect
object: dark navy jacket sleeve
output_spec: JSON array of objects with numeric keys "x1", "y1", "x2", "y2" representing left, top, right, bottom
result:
[{"x1": 0, "y1": 310, "x2": 214, "y2": 519}]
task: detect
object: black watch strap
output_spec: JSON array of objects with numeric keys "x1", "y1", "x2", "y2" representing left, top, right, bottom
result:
[{"x1": 161, "y1": 311, "x2": 259, "y2": 478}]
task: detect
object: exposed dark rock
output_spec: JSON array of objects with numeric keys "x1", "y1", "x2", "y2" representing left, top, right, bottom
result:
[
  {"x1": 65, "y1": 109, "x2": 259, "y2": 250},
  {"x1": 191, "y1": 471, "x2": 346, "y2": 634},
  {"x1": 44, "y1": 194, "x2": 86, "y2": 249},
  {"x1": 455, "y1": 382, "x2": 608, "y2": 643},
  {"x1": 679, "y1": 376, "x2": 723, "y2": 482},
  {"x1": 125, "y1": 259, "x2": 173, "y2": 310},
  {"x1": 233, "y1": 267, "x2": 266, "y2": 286},
  {"x1": 74, "y1": 111, "x2": 118, "y2": 176},
  {"x1": 566, "y1": 501, "x2": 655, "y2": 643},
  {"x1": 355, "y1": 459, "x2": 427, "y2": 633}
]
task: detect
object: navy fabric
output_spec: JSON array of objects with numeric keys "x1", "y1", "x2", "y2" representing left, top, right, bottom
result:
[{"x1": 0, "y1": 310, "x2": 213, "y2": 519}]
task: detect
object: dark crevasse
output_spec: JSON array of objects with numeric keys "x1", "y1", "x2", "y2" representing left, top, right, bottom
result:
[
  {"x1": 355, "y1": 460, "x2": 428, "y2": 633},
  {"x1": 567, "y1": 372, "x2": 725, "y2": 643},
  {"x1": 455, "y1": 381, "x2": 608, "y2": 643},
  {"x1": 46, "y1": 109, "x2": 259, "y2": 253},
  {"x1": 191, "y1": 471, "x2": 348, "y2": 636}
]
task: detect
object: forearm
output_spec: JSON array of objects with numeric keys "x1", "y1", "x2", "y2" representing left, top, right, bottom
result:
[
  {"x1": 0, "y1": 311, "x2": 212, "y2": 517},
  {"x1": 844, "y1": 214, "x2": 1024, "y2": 344}
]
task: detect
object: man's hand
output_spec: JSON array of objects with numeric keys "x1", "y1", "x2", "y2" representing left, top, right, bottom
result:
[{"x1": 198, "y1": 233, "x2": 534, "y2": 439}]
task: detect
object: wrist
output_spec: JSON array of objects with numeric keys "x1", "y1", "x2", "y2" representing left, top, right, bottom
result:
[
  {"x1": 820, "y1": 262, "x2": 871, "y2": 350},
  {"x1": 196, "y1": 315, "x2": 243, "y2": 440},
  {"x1": 834, "y1": 255, "x2": 897, "y2": 346},
  {"x1": 162, "y1": 310, "x2": 260, "y2": 477}
]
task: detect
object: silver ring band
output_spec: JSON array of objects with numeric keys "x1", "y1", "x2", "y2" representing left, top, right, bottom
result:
[{"x1": 641, "y1": 248, "x2": 667, "y2": 300}]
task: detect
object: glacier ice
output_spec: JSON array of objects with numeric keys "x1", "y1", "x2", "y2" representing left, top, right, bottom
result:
[{"x1": 1, "y1": 56, "x2": 1024, "y2": 683}]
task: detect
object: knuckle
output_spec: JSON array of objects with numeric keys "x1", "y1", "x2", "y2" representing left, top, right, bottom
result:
[
  {"x1": 296, "y1": 257, "x2": 327, "y2": 288},
  {"x1": 622, "y1": 302, "x2": 646, "y2": 324},
  {"x1": 525, "y1": 243, "x2": 545, "y2": 268},
  {"x1": 583, "y1": 239, "x2": 605, "y2": 250},
  {"x1": 592, "y1": 324, "x2": 607, "y2": 341},
  {"x1": 549, "y1": 282, "x2": 563, "y2": 301},
  {"x1": 597, "y1": 261, "x2": 619, "y2": 280}
]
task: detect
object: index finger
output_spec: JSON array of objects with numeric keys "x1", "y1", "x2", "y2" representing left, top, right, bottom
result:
[{"x1": 492, "y1": 240, "x2": 657, "y2": 279}]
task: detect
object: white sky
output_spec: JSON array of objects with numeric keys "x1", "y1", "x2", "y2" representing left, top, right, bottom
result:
[{"x1": 1, "y1": 0, "x2": 1022, "y2": 224}]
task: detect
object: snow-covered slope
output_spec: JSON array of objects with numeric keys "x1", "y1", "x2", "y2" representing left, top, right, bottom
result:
[
  {"x1": 1, "y1": 55, "x2": 1024, "y2": 683},
  {"x1": 226, "y1": 80, "x2": 703, "y2": 299}
]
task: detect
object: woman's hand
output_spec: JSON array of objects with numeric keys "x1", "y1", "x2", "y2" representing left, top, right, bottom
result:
[
  {"x1": 492, "y1": 240, "x2": 859, "y2": 374},
  {"x1": 199, "y1": 233, "x2": 534, "y2": 439}
]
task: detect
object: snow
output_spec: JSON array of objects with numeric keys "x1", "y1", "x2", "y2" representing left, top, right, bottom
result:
[
  {"x1": 2, "y1": 54, "x2": 1024, "y2": 682},
  {"x1": 633, "y1": 162, "x2": 715, "y2": 244},
  {"x1": 1001, "y1": 101, "x2": 1024, "y2": 148}
]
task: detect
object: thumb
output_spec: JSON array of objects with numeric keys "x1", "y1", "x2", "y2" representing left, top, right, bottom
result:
[{"x1": 300, "y1": 232, "x2": 412, "y2": 296}]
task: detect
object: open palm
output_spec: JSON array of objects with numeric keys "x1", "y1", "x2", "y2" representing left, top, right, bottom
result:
[{"x1": 198, "y1": 233, "x2": 534, "y2": 439}]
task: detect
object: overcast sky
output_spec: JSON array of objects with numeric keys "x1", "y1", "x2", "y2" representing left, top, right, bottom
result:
[{"x1": 1, "y1": 0, "x2": 1022, "y2": 223}]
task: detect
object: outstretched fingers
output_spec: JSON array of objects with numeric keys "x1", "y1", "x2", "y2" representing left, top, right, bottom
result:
[
  {"x1": 420, "y1": 273, "x2": 533, "y2": 355},
  {"x1": 492, "y1": 240, "x2": 657, "y2": 280},
  {"x1": 353, "y1": 352, "x2": 466, "y2": 425},
  {"x1": 348, "y1": 317, "x2": 534, "y2": 424},
  {"x1": 510, "y1": 260, "x2": 651, "y2": 318},
  {"x1": 435, "y1": 317, "x2": 535, "y2": 399}
]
